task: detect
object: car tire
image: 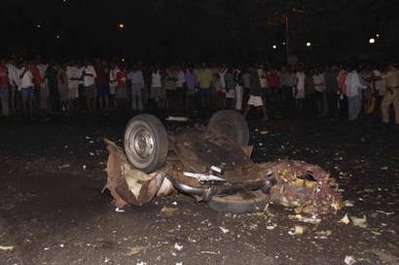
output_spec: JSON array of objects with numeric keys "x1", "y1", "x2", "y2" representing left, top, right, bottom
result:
[
  {"x1": 124, "y1": 114, "x2": 168, "y2": 173},
  {"x1": 206, "y1": 110, "x2": 249, "y2": 146},
  {"x1": 207, "y1": 190, "x2": 268, "y2": 213}
]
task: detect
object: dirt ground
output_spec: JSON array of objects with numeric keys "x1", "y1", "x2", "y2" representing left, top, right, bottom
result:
[{"x1": 0, "y1": 112, "x2": 398, "y2": 265}]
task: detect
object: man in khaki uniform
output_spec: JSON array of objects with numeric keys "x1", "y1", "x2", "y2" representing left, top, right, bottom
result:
[{"x1": 381, "y1": 65, "x2": 399, "y2": 125}]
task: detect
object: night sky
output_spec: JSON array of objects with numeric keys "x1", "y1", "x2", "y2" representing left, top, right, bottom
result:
[{"x1": 1, "y1": 0, "x2": 399, "y2": 63}]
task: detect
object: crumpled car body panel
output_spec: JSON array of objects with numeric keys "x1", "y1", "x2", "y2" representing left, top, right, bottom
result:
[{"x1": 104, "y1": 137, "x2": 343, "y2": 215}]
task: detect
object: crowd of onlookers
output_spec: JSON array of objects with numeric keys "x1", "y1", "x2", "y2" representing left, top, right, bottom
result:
[{"x1": 0, "y1": 56, "x2": 398, "y2": 125}]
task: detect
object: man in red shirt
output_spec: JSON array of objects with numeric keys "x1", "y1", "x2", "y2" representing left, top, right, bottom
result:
[
  {"x1": 95, "y1": 58, "x2": 109, "y2": 110},
  {"x1": 0, "y1": 60, "x2": 10, "y2": 117},
  {"x1": 266, "y1": 66, "x2": 280, "y2": 117},
  {"x1": 30, "y1": 61, "x2": 42, "y2": 112},
  {"x1": 115, "y1": 64, "x2": 128, "y2": 108}
]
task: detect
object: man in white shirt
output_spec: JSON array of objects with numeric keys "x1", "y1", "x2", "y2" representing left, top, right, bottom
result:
[
  {"x1": 66, "y1": 61, "x2": 81, "y2": 111},
  {"x1": 295, "y1": 66, "x2": 306, "y2": 113},
  {"x1": 345, "y1": 66, "x2": 367, "y2": 121},
  {"x1": 82, "y1": 60, "x2": 97, "y2": 111},
  {"x1": 312, "y1": 68, "x2": 327, "y2": 117},
  {"x1": 127, "y1": 65, "x2": 145, "y2": 112},
  {"x1": 19, "y1": 61, "x2": 35, "y2": 116}
]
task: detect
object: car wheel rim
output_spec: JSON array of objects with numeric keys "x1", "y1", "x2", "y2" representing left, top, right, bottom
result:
[{"x1": 130, "y1": 127, "x2": 155, "y2": 161}]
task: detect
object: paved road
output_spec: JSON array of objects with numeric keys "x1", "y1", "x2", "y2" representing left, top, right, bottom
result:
[{"x1": 0, "y1": 113, "x2": 398, "y2": 264}]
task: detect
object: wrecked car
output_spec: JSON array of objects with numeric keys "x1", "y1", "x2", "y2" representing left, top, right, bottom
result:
[{"x1": 105, "y1": 110, "x2": 342, "y2": 214}]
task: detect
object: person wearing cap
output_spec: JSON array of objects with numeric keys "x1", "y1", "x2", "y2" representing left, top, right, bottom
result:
[{"x1": 381, "y1": 64, "x2": 399, "y2": 125}]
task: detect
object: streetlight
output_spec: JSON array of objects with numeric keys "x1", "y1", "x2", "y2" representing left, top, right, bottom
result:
[
  {"x1": 306, "y1": 42, "x2": 311, "y2": 47},
  {"x1": 272, "y1": 45, "x2": 277, "y2": 49},
  {"x1": 369, "y1": 38, "x2": 375, "y2": 44},
  {"x1": 118, "y1": 23, "x2": 125, "y2": 29}
]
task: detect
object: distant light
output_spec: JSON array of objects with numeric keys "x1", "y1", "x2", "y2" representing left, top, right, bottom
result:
[
  {"x1": 36, "y1": 24, "x2": 42, "y2": 29},
  {"x1": 375, "y1": 33, "x2": 380, "y2": 38},
  {"x1": 272, "y1": 45, "x2": 277, "y2": 49},
  {"x1": 306, "y1": 42, "x2": 311, "y2": 47},
  {"x1": 369, "y1": 38, "x2": 375, "y2": 44},
  {"x1": 121, "y1": 58, "x2": 125, "y2": 62},
  {"x1": 118, "y1": 23, "x2": 125, "y2": 29},
  {"x1": 56, "y1": 35, "x2": 61, "y2": 39},
  {"x1": 282, "y1": 42, "x2": 286, "y2": 46}
]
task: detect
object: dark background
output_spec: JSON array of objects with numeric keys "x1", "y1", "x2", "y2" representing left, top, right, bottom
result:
[{"x1": 1, "y1": 0, "x2": 399, "y2": 63}]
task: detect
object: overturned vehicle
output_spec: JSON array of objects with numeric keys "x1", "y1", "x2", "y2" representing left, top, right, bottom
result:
[{"x1": 105, "y1": 110, "x2": 342, "y2": 214}]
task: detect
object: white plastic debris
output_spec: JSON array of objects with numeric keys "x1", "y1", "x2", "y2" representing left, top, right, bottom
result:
[
  {"x1": 59, "y1": 244, "x2": 64, "y2": 248},
  {"x1": 210, "y1": 165, "x2": 222, "y2": 174},
  {"x1": 375, "y1": 210, "x2": 395, "y2": 216},
  {"x1": 296, "y1": 215, "x2": 321, "y2": 224},
  {"x1": 350, "y1": 215, "x2": 367, "y2": 228},
  {"x1": 0, "y1": 246, "x2": 14, "y2": 251},
  {"x1": 294, "y1": 225, "x2": 305, "y2": 235},
  {"x1": 115, "y1": 207, "x2": 125, "y2": 213},
  {"x1": 344, "y1": 255, "x2": 356, "y2": 265},
  {"x1": 339, "y1": 214, "x2": 350, "y2": 225},
  {"x1": 219, "y1": 226, "x2": 229, "y2": 234},
  {"x1": 174, "y1": 243, "x2": 183, "y2": 251}
]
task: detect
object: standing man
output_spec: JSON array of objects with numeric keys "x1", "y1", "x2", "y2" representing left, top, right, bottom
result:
[
  {"x1": 37, "y1": 59, "x2": 49, "y2": 113},
  {"x1": 280, "y1": 66, "x2": 296, "y2": 117},
  {"x1": 94, "y1": 58, "x2": 109, "y2": 110},
  {"x1": 381, "y1": 64, "x2": 399, "y2": 125},
  {"x1": 128, "y1": 65, "x2": 145, "y2": 112},
  {"x1": 175, "y1": 65, "x2": 186, "y2": 109},
  {"x1": 295, "y1": 65, "x2": 306, "y2": 114},
  {"x1": 185, "y1": 65, "x2": 197, "y2": 110},
  {"x1": 234, "y1": 67, "x2": 244, "y2": 111},
  {"x1": 108, "y1": 62, "x2": 119, "y2": 109},
  {"x1": 19, "y1": 61, "x2": 35, "y2": 116},
  {"x1": 196, "y1": 63, "x2": 213, "y2": 109},
  {"x1": 6, "y1": 58, "x2": 21, "y2": 114},
  {"x1": 0, "y1": 60, "x2": 10, "y2": 117},
  {"x1": 82, "y1": 60, "x2": 97, "y2": 112},
  {"x1": 325, "y1": 66, "x2": 339, "y2": 118},
  {"x1": 115, "y1": 64, "x2": 128, "y2": 109},
  {"x1": 244, "y1": 69, "x2": 268, "y2": 120},
  {"x1": 312, "y1": 68, "x2": 327, "y2": 117},
  {"x1": 345, "y1": 66, "x2": 367, "y2": 121},
  {"x1": 66, "y1": 61, "x2": 81, "y2": 111}
]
